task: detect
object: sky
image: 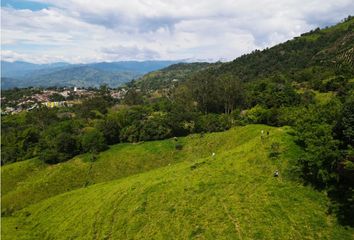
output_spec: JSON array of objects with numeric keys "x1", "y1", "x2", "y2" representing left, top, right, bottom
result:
[{"x1": 1, "y1": 0, "x2": 354, "y2": 64}]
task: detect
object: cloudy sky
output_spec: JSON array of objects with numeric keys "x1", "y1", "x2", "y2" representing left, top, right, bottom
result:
[{"x1": 1, "y1": 0, "x2": 354, "y2": 63}]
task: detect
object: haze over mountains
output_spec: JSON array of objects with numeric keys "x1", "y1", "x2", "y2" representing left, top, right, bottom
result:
[{"x1": 1, "y1": 60, "x2": 180, "y2": 89}]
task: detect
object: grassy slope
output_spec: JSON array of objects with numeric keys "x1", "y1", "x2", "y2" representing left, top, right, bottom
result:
[
  {"x1": 2, "y1": 125, "x2": 267, "y2": 214},
  {"x1": 2, "y1": 125, "x2": 353, "y2": 239}
]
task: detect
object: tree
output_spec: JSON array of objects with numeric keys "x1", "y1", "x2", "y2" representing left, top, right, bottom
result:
[
  {"x1": 187, "y1": 71, "x2": 219, "y2": 113},
  {"x1": 77, "y1": 96, "x2": 111, "y2": 119},
  {"x1": 294, "y1": 102, "x2": 342, "y2": 188},
  {"x1": 81, "y1": 128, "x2": 107, "y2": 154},
  {"x1": 25, "y1": 107, "x2": 59, "y2": 130},
  {"x1": 336, "y1": 96, "x2": 354, "y2": 147},
  {"x1": 123, "y1": 88, "x2": 144, "y2": 105},
  {"x1": 139, "y1": 114, "x2": 172, "y2": 141},
  {"x1": 242, "y1": 105, "x2": 271, "y2": 124},
  {"x1": 96, "y1": 117, "x2": 121, "y2": 145},
  {"x1": 196, "y1": 114, "x2": 231, "y2": 133},
  {"x1": 49, "y1": 93, "x2": 66, "y2": 102},
  {"x1": 216, "y1": 74, "x2": 244, "y2": 114},
  {"x1": 56, "y1": 133, "x2": 80, "y2": 158}
]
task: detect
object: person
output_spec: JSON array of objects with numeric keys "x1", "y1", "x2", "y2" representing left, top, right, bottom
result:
[
  {"x1": 274, "y1": 170, "x2": 279, "y2": 177},
  {"x1": 267, "y1": 131, "x2": 269, "y2": 136}
]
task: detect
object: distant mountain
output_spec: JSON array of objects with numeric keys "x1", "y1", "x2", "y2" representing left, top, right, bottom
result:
[
  {"x1": 1, "y1": 60, "x2": 180, "y2": 89},
  {"x1": 88, "y1": 61, "x2": 180, "y2": 73},
  {"x1": 1, "y1": 77, "x2": 20, "y2": 90},
  {"x1": 1, "y1": 61, "x2": 70, "y2": 79},
  {"x1": 23, "y1": 66, "x2": 141, "y2": 88}
]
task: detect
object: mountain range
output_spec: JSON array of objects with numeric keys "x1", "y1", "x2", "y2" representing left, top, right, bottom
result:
[{"x1": 1, "y1": 60, "x2": 180, "y2": 89}]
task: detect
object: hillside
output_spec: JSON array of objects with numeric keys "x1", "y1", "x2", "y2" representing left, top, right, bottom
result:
[
  {"x1": 135, "y1": 17, "x2": 353, "y2": 94},
  {"x1": 1, "y1": 125, "x2": 273, "y2": 214},
  {"x1": 2, "y1": 125, "x2": 354, "y2": 239},
  {"x1": 133, "y1": 62, "x2": 216, "y2": 91},
  {"x1": 217, "y1": 17, "x2": 354, "y2": 83}
]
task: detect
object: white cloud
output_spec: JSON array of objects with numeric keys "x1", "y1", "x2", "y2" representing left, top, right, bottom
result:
[{"x1": 1, "y1": 0, "x2": 354, "y2": 63}]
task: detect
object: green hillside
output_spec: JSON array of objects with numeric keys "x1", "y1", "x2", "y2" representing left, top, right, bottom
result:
[
  {"x1": 133, "y1": 62, "x2": 216, "y2": 91},
  {"x1": 217, "y1": 17, "x2": 354, "y2": 82},
  {"x1": 2, "y1": 125, "x2": 353, "y2": 239},
  {"x1": 131, "y1": 17, "x2": 353, "y2": 95},
  {"x1": 2, "y1": 125, "x2": 273, "y2": 214}
]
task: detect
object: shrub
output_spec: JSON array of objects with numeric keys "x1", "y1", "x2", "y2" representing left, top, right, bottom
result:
[
  {"x1": 242, "y1": 105, "x2": 271, "y2": 124},
  {"x1": 196, "y1": 114, "x2": 231, "y2": 133}
]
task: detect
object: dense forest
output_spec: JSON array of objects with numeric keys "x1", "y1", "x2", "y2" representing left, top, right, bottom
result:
[{"x1": 1, "y1": 16, "x2": 354, "y2": 226}]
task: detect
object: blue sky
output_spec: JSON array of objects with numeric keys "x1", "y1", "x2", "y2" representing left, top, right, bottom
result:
[
  {"x1": 2, "y1": 0, "x2": 354, "y2": 63},
  {"x1": 1, "y1": 0, "x2": 51, "y2": 11}
]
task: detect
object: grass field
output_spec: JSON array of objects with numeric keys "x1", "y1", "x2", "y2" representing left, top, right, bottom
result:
[{"x1": 2, "y1": 125, "x2": 353, "y2": 239}]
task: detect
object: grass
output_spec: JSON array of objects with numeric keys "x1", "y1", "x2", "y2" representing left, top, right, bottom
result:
[
  {"x1": 2, "y1": 125, "x2": 353, "y2": 239},
  {"x1": 2, "y1": 125, "x2": 270, "y2": 214}
]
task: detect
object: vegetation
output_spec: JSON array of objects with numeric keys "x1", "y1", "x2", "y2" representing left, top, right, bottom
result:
[
  {"x1": 2, "y1": 125, "x2": 353, "y2": 239},
  {"x1": 133, "y1": 62, "x2": 215, "y2": 91},
  {"x1": 1, "y1": 16, "x2": 354, "y2": 238}
]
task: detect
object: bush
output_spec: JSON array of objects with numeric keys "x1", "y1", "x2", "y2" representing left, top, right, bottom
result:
[
  {"x1": 242, "y1": 105, "x2": 271, "y2": 124},
  {"x1": 119, "y1": 114, "x2": 172, "y2": 142},
  {"x1": 120, "y1": 124, "x2": 141, "y2": 143},
  {"x1": 196, "y1": 114, "x2": 231, "y2": 133},
  {"x1": 40, "y1": 149, "x2": 60, "y2": 164},
  {"x1": 139, "y1": 115, "x2": 172, "y2": 141}
]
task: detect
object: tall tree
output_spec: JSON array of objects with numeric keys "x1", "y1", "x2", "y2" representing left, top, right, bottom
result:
[{"x1": 216, "y1": 73, "x2": 244, "y2": 114}]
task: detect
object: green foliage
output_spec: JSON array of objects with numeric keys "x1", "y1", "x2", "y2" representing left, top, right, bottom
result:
[
  {"x1": 39, "y1": 120, "x2": 82, "y2": 164},
  {"x1": 95, "y1": 116, "x2": 121, "y2": 145},
  {"x1": 196, "y1": 114, "x2": 232, "y2": 133},
  {"x1": 1, "y1": 17, "x2": 354, "y2": 229},
  {"x1": 25, "y1": 107, "x2": 59, "y2": 130},
  {"x1": 123, "y1": 88, "x2": 144, "y2": 105},
  {"x1": 76, "y1": 96, "x2": 112, "y2": 118},
  {"x1": 245, "y1": 79, "x2": 301, "y2": 108},
  {"x1": 119, "y1": 113, "x2": 172, "y2": 142},
  {"x1": 81, "y1": 128, "x2": 107, "y2": 154},
  {"x1": 2, "y1": 125, "x2": 353, "y2": 239},
  {"x1": 336, "y1": 95, "x2": 354, "y2": 146},
  {"x1": 49, "y1": 93, "x2": 66, "y2": 102},
  {"x1": 297, "y1": 123, "x2": 340, "y2": 186},
  {"x1": 139, "y1": 114, "x2": 172, "y2": 141},
  {"x1": 134, "y1": 62, "x2": 214, "y2": 91},
  {"x1": 242, "y1": 105, "x2": 271, "y2": 124}
]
